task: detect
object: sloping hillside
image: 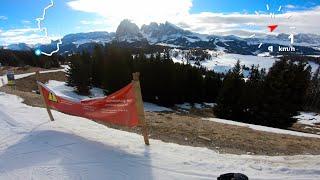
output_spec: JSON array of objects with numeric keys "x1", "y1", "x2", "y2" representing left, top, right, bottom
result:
[{"x1": 1, "y1": 92, "x2": 320, "y2": 179}]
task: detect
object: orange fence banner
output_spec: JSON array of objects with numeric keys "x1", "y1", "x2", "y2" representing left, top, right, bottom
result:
[{"x1": 38, "y1": 82, "x2": 139, "y2": 127}]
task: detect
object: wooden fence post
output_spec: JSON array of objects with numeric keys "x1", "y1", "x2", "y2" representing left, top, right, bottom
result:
[
  {"x1": 132, "y1": 72, "x2": 150, "y2": 145},
  {"x1": 35, "y1": 71, "x2": 40, "y2": 82},
  {"x1": 0, "y1": 78, "x2": 4, "y2": 87},
  {"x1": 36, "y1": 71, "x2": 55, "y2": 122}
]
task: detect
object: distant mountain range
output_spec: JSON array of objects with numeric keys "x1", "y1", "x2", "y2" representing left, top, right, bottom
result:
[
  {"x1": 3, "y1": 19, "x2": 320, "y2": 56},
  {"x1": 5, "y1": 43, "x2": 33, "y2": 51}
]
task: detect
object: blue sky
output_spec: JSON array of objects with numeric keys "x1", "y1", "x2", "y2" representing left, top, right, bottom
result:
[
  {"x1": 191, "y1": 0, "x2": 320, "y2": 13},
  {"x1": 0, "y1": 0, "x2": 320, "y2": 44},
  {"x1": 0, "y1": 0, "x2": 101, "y2": 34}
]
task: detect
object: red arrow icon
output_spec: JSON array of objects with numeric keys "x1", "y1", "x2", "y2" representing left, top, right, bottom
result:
[{"x1": 268, "y1": 24, "x2": 278, "y2": 32}]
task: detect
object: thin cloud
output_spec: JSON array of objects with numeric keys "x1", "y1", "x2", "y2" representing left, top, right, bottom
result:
[
  {"x1": 285, "y1": 4, "x2": 297, "y2": 9},
  {"x1": 0, "y1": 28, "x2": 58, "y2": 45},
  {"x1": 0, "y1": 16, "x2": 8, "y2": 20},
  {"x1": 178, "y1": 6, "x2": 320, "y2": 36},
  {"x1": 80, "y1": 19, "x2": 108, "y2": 25},
  {"x1": 68, "y1": 0, "x2": 192, "y2": 30},
  {"x1": 21, "y1": 20, "x2": 31, "y2": 24}
]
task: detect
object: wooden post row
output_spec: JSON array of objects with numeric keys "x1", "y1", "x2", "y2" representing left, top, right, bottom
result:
[
  {"x1": 36, "y1": 71, "x2": 55, "y2": 122},
  {"x1": 132, "y1": 72, "x2": 150, "y2": 145}
]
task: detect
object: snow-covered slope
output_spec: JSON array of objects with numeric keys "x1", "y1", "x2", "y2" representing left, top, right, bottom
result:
[
  {"x1": 250, "y1": 33, "x2": 320, "y2": 48},
  {"x1": 294, "y1": 112, "x2": 320, "y2": 126},
  {"x1": 170, "y1": 49, "x2": 320, "y2": 74},
  {"x1": 5, "y1": 43, "x2": 33, "y2": 51},
  {"x1": 62, "y1": 32, "x2": 114, "y2": 45},
  {"x1": 0, "y1": 92, "x2": 320, "y2": 179},
  {"x1": 198, "y1": 52, "x2": 276, "y2": 74},
  {"x1": 141, "y1": 21, "x2": 205, "y2": 44}
]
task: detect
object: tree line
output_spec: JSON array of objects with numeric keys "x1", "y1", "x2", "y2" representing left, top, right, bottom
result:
[
  {"x1": 215, "y1": 58, "x2": 312, "y2": 128},
  {"x1": 0, "y1": 49, "x2": 64, "y2": 68},
  {"x1": 66, "y1": 44, "x2": 222, "y2": 105},
  {"x1": 66, "y1": 44, "x2": 318, "y2": 128},
  {"x1": 304, "y1": 67, "x2": 320, "y2": 112}
]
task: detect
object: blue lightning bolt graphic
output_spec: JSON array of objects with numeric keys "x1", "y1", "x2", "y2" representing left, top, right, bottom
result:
[{"x1": 35, "y1": 0, "x2": 62, "y2": 56}]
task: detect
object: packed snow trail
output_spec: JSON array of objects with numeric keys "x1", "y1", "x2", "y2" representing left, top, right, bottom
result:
[
  {"x1": 0, "y1": 92, "x2": 320, "y2": 180},
  {"x1": 0, "y1": 67, "x2": 67, "y2": 87}
]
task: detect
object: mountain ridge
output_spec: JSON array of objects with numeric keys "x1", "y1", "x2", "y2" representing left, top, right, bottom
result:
[{"x1": 4, "y1": 20, "x2": 320, "y2": 55}]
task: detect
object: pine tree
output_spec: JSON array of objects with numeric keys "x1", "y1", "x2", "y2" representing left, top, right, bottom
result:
[
  {"x1": 305, "y1": 66, "x2": 320, "y2": 111},
  {"x1": 66, "y1": 52, "x2": 92, "y2": 95},
  {"x1": 101, "y1": 45, "x2": 131, "y2": 94},
  {"x1": 256, "y1": 59, "x2": 311, "y2": 128},
  {"x1": 203, "y1": 71, "x2": 222, "y2": 102},
  {"x1": 92, "y1": 45, "x2": 104, "y2": 87},
  {"x1": 214, "y1": 60, "x2": 246, "y2": 120},
  {"x1": 242, "y1": 65, "x2": 266, "y2": 123}
]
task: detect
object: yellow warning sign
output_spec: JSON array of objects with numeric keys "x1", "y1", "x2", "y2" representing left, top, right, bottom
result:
[
  {"x1": 48, "y1": 93, "x2": 58, "y2": 103},
  {"x1": 7, "y1": 80, "x2": 15, "y2": 86}
]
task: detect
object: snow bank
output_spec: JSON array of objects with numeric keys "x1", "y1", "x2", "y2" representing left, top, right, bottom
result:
[
  {"x1": 46, "y1": 80, "x2": 105, "y2": 101},
  {"x1": 176, "y1": 103, "x2": 192, "y2": 110},
  {"x1": 294, "y1": 112, "x2": 320, "y2": 126},
  {"x1": 203, "y1": 118, "x2": 320, "y2": 139},
  {"x1": 144, "y1": 102, "x2": 172, "y2": 112},
  {"x1": 0, "y1": 92, "x2": 320, "y2": 179},
  {"x1": 204, "y1": 102, "x2": 216, "y2": 108},
  {"x1": 176, "y1": 103, "x2": 216, "y2": 110}
]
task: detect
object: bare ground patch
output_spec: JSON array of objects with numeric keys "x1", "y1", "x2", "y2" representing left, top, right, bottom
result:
[{"x1": 290, "y1": 123, "x2": 320, "y2": 135}]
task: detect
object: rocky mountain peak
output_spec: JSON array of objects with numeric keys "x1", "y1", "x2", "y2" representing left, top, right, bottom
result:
[
  {"x1": 141, "y1": 21, "x2": 191, "y2": 40},
  {"x1": 116, "y1": 19, "x2": 143, "y2": 42}
]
